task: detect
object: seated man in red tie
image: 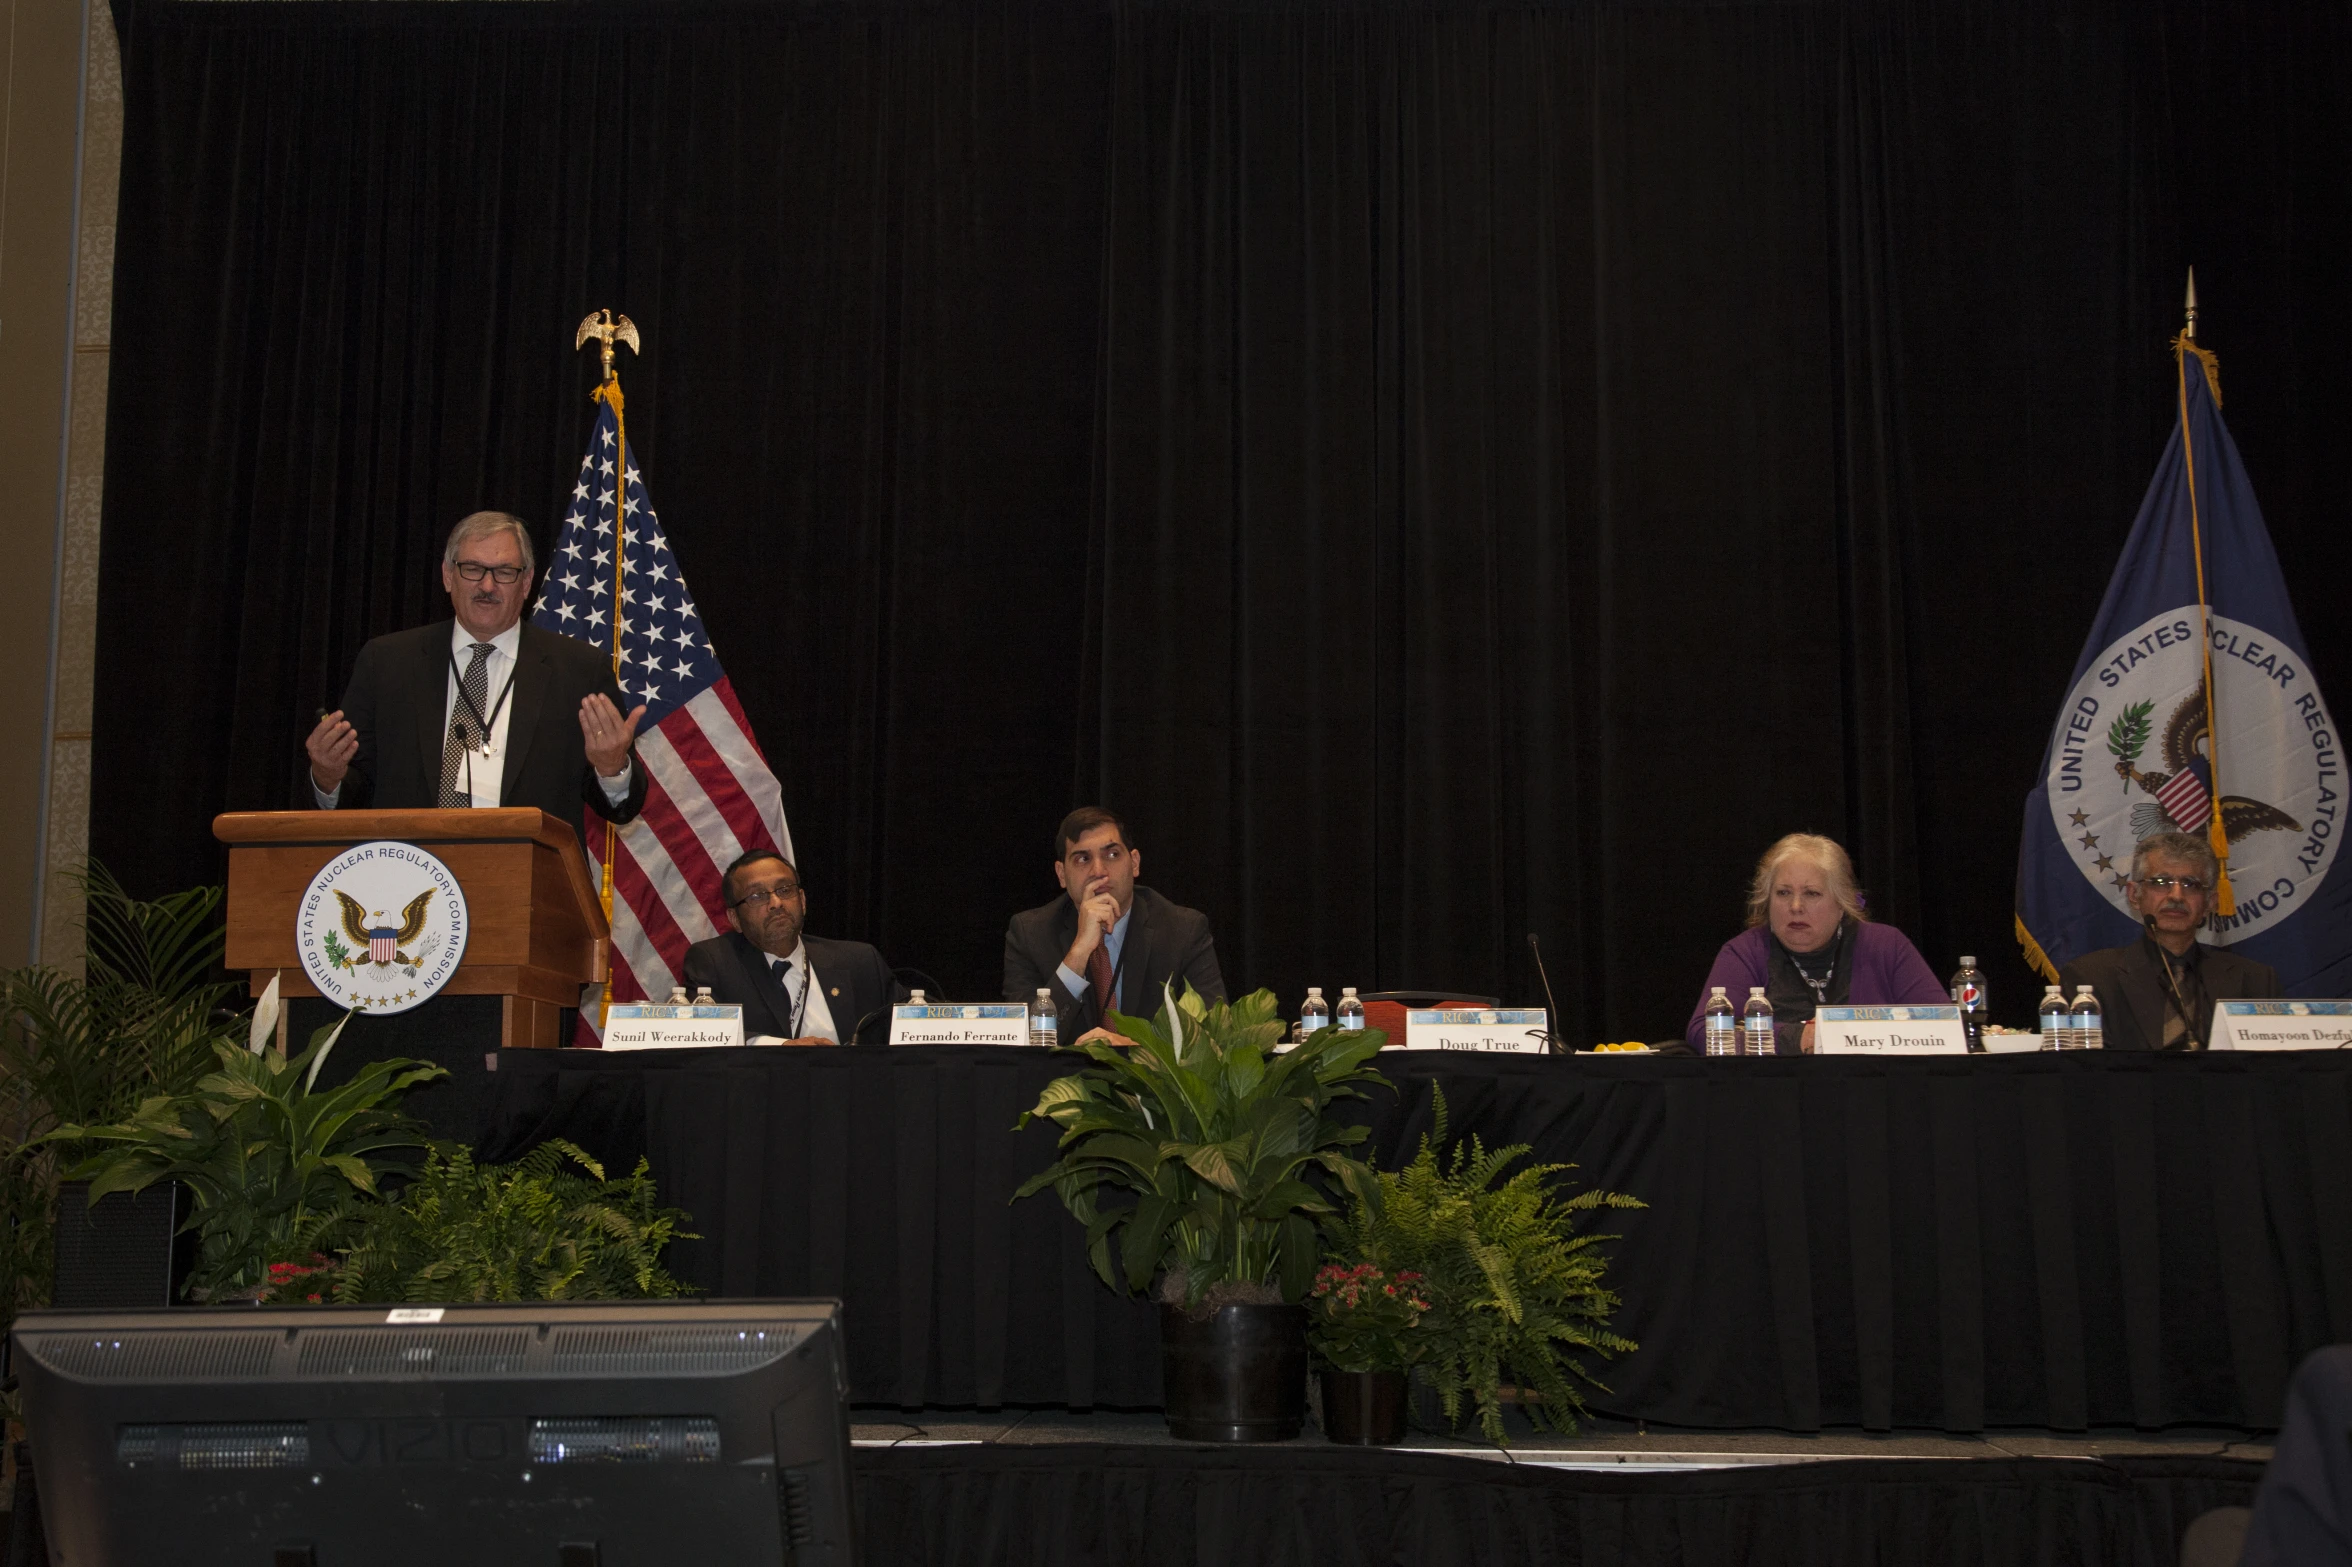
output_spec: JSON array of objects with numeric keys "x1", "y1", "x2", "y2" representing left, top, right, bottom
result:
[{"x1": 1001, "y1": 807, "x2": 1226, "y2": 1045}]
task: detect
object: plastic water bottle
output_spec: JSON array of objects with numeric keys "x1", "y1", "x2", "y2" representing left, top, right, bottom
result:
[
  {"x1": 2069, "y1": 985, "x2": 2103, "y2": 1050},
  {"x1": 1741, "y1": 987, "x2": 1776, "y2": 1057},
  {"x1": 908, "y1": 989, "x2": 927, "y2": 1006},
  {"x1": 668, "y1": 985, "x2": 689, "y2": 1005},
  {"x1": 1949, "y1": 956, "x2": 1988, "y2": 1054},
  {"x1": 1703, "y1": 987, "x2": 1738, "y2": 1056},
  {"x1": 1299, "y1": 987, "x2": 1330, "y2": 1037},
  {"x1": 1336, "y1": 987, "x2": 1366, "y2": 1030},
  {"x1": 1030, "y1": 988, "x2": 1058, "y2": 1045},
  {"x1": 2038, "y1": 985, "x2": 2069, "y2": 1051},
  {"x1": 693, "y1": 986, "x2": 714, "y2": 1004}
]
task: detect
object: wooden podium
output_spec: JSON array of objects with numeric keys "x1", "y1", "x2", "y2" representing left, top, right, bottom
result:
[{"x1": 212, "y1": 808, "x2": 609, "y2": 1051}]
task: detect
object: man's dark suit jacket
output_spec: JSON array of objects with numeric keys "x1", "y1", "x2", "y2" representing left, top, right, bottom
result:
[
  {"x1": 1002, "y1": 884, "x2": 1226, "y2": 1044},
  {"x1": 327, "y1": 619, "x2": 649, "y2": 839},
  {"x1": 2056, "y1": 932, "x2": 2281, "y2": 1051},
  {"x1": 682, "y1": 929, "x2": 907, "y2": 1044}
]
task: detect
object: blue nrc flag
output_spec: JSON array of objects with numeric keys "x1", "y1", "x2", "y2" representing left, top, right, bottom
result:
[{"x1": 2016, "y1": 342, "x2": 2349, "y2": 994}]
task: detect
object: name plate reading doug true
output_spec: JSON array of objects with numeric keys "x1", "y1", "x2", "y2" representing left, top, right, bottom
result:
[
  {"x1": 1810, "y1": 1004, "x2": 1969, "y2": 1055},
  {"x1": 601, "y1": 1003, "x2": 745, "y2": 1051},
  {"x1": 2212, "y1": 1001, "x2": 2352, "y2": 1052},
  {"x1": 889, "y1": 1003, "x2": 1032, "y2": 1046},
  {"x1": 1403, "y1": 1009, "x2": 1550, "y2": 1054}
]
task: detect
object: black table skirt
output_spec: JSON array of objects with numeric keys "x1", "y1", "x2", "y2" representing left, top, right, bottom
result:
[{"x1": 478, "y1": 1048, "x2": 2352, "y2": 1431}]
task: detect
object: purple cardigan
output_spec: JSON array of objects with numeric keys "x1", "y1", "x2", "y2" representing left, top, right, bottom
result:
[{"x1": 1683, "y1": 922, "x2": 1947, "y2": 1053}]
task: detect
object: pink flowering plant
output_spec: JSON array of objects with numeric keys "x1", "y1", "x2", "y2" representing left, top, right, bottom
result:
[{"x1": 1308, "y1": 1261, "x2": 1432, "y2": 1374}]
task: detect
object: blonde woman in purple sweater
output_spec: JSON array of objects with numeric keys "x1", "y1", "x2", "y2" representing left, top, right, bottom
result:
[{"x1": 1684, "y1": 833, "x2": 1945, "y2": 1054}]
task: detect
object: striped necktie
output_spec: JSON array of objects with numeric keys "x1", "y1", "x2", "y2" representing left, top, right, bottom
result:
[{"x1": 437, "y1": 641, "x2": 494, "y2": 808}]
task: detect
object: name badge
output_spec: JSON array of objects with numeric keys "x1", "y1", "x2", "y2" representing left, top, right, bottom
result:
[
  {"x1": 601, "y1": 1003, "x2": 745, "y2": 1050},
  {"x1": 889, "y1": 1003, "x2": 1032, "y2": 1046},
  {"x1": 1811, "y1": 1004, "x2": 1969, "y2": 1055},
  {"x1": 1403, "y1": 1008, "x2": 1549, "y2": 1053},
  {"x1": 2211, "y1": 1000, "x2": 2352, "y2": 1051}
]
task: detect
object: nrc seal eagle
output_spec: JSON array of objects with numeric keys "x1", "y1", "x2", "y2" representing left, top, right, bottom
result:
[
  {"x1": 2107, "y1": 681, "x2": 2302, "y2": 844},
  {"x1": 335, "y1": 888, "x2": 437, "y2": 970}
]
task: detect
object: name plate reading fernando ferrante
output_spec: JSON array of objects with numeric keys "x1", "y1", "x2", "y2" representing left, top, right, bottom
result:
[
  {"x1": 601, "y1": 1003, "x2": 745, "y2": 1051},
  {"x1": 889, "y1": 1003, "x2": 1032, "y2": 1047},
  {"x1": 1810, "y1": 1004, "x2": 1969, "y2": 1055},
  {"x1": 2211, "y1": 1001, "x2": 2352, "y2": 1051},
  {"x1": 1402, "y1": 1008, "x2": 1550, "y2": 1054}
]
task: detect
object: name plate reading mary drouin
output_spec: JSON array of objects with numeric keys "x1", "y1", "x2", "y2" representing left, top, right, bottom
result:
[
  {"x1": 2211, "y1": 1001, "x2": 2352, "y2": 1051},
  {"x1": 601, "y1": 1003, "x2": 746, "y2": 1051},
  {"x1": 1810, "y1": 1004, "x2": 1970, "y2": 1055},
  {"x1": 888, "y1": 1003, "x2": 1033, "y2": 1046}
]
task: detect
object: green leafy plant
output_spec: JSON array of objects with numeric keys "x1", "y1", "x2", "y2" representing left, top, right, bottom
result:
[
  {"x1": 1, "y1": 865, "x2": 248, "y2": 1349},
  {"x1": 1331, "y1": 1087, "x2": 1642, "y2": 1443},
  {"x1": 295, "y1": 1139, "x2": 697, "y2": 1303},
  {"x1": 1015, "y1": 985, "x2": 1389, "y2": 1309},
  {"x1": 1306, "y1": 1261, "x2": 1432, "y2": 1373},
  {"x1": 45, "y1": 1016, "x2": 444, "y2": 1300}
]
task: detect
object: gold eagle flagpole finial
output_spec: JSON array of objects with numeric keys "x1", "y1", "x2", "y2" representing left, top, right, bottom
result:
[{"x1": 575, "y1": 308, "x2": 641, "y2": 387}]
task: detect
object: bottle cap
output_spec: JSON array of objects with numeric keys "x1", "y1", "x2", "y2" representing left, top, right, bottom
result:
[
  {"x1": 1341, "y1": 986, "x2": 1358, "y2": 997},
  {"x1": 1960, "y1": 955, "x2": 1976, "y2": 967},
  {"x1": 1036, "y1": 988, "x2": 1050, "y2": 1001},
  {"x1": 1749, "y1": 987, "x2": 1766, "y2": 998},
  {"x1": 694, "y1": 986, "x2": 712, "y2": 1001},
  {"x1": 2076, "y1": 985, "x2": 2094, "y2": 997},
  {"x1": 1711, "y1": 986, "x2": 1727, "y2": 998},
  {"x1": 1307, "y1": 986, "x2": 1323, "y2": 998}
]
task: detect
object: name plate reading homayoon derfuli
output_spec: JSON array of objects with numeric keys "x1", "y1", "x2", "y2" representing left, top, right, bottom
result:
[
  {"x1": 889, "y1": 1003, "x2": 1032, "y2": 1046},
  {"x1": 2211, "y1": 1000, "x2": 2352, "y2": 1051},
  {"x1": 1810, "y1": 1004, "x2": 1969, "y2": 1055},
  {"x1": 601, "y1": 1003, "x2": 746, "y2": 1051},
  {"x1": 1402, "y1": 1009, "x2": 1550, "y2": 1053}
]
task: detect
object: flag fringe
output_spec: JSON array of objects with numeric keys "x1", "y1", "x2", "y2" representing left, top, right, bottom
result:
[
  {"x1": 2014, "y1": 914, "x2": 2060, "y2": 985},
  {"x1": 2171, "y1": 333, "x2": 2223, "y2": 407}
]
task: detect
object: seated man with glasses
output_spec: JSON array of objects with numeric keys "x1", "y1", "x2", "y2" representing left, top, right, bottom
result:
[
  {"x1": 2056, "y1": 830, "x2": 2280, "y2": 1051},
  {"x1": 682, "y1": 849, "x2": 907, "y2": 1045},
  {"x1": 304, "y1": 511, "x2": 648, "y2": 843}
]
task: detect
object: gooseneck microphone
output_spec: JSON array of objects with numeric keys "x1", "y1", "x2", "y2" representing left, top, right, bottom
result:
[{"x1": 1527, "y1": 932, "x2": 1568, "y2": 1056}]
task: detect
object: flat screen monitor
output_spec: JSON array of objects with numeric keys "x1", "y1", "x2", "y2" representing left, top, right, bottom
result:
[{"x1": 11, "y1": 1298, "x2": 855, "y2": 1566}]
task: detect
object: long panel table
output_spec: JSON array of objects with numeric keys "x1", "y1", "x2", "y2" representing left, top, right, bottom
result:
[{"x1": 477, "y1": 1047, "x2": 2352, "y2": 1432}]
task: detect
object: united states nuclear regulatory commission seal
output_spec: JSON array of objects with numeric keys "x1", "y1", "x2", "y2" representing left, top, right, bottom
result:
[
  {"x1": 2045, "y1": 608, "x2": 2341, "y2": 940},
  {"x1": 296, "y1": 841, "x2": 470, "y2": 1013}
]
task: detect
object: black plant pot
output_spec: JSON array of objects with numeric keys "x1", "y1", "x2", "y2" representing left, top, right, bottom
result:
[
  {"x1": 1160, "y1": 1303, "x2": 1307, "y2": 1442},
  {"x1": 1318, "y1": 1368, "x2": 1409, "y2": 1445}
]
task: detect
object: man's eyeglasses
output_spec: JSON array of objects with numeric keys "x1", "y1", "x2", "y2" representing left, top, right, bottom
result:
[
  {"x1": 2137, "y1": 874, "x2": 2211, "y2": 894},
  {"x1": 452, "y1": 562, "x2": 527, "y2": 585},
  {"x1": 731, "y1": 884, "x2": 802, "y2": 909}
]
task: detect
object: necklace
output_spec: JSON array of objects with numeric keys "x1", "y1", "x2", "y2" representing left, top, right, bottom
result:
[{"x1": 1786, "y1": 924, "x2": 1841, "y2": 1005}]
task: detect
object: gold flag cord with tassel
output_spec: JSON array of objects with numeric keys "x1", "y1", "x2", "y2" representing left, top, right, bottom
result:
[{"x1": 2172, "y1": 326, "x2": 2238, "y2": 918}]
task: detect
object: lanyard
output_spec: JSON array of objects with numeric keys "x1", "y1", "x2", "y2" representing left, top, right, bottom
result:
[{"x1": 448, "y1": 645, "x2": 519, "y2": 756}]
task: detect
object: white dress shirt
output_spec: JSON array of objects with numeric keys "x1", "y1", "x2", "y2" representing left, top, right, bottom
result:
[
  {"x1": 315, "y1": 621, "x2": 633, "y2": 808},
  {"x1": 761, "y1": 942, "x2": 841, "y2": 1044}
]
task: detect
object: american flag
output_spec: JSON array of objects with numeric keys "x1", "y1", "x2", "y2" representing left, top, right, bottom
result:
[
  {"x1": 531, "y1": 392, "x2": 794, "y2": 1037},
  {"x1": 2156, "y1": 758, "x2": 2213, "y2": 832}
]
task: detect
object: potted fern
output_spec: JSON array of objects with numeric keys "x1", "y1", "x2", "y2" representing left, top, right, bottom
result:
[
  {"x1": 1015, "y1": 985, "x2": 1388, "y2": 1442},
  {"x1": 1328, "y1": 1087, "x2": 1643, "y2": 1444}
]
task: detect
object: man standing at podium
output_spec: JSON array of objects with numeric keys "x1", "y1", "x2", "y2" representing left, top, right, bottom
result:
[
  {"x1": 1003, "y1": 807, "x2": 1225, "y2": 1045},
  {"x1": 302, "y1": 512, "x2": 649, "y2": 838}
]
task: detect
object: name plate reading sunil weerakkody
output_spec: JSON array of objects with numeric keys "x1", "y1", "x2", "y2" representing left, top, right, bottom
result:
[
  {"x1": 600, "y1": 1003, "x2": 745, "y2": 1051},
  {"x1": 2211, "y1": 1001, "x2": 2352, "y2": 1051},
  {"x1": 1810, "y1": 1004, "x2": 1969, "y2": 1055},
  {"x1": 1403, "y1": 1008, "x2": 1550, "y2": 1053},
  {"x1": 888, "y1": 1003, "x2": 1032, "y2": 1046}
]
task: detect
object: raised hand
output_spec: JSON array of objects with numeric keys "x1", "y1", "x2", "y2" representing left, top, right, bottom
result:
[
  {"x1": 579, "y1": 693, "x2": 647, "y2": 776},
  {"x1": 306, "y1": 709, "x2": 359, "y2": 792}
]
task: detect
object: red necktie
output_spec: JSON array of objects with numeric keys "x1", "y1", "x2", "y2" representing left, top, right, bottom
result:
[{"x1": 1087, "y1": 942, "x2": 1115, "y2": 1025}]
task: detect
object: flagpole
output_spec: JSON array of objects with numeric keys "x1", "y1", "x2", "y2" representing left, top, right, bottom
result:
[
  {"x1": 575, "y1": 309, "x2": 642, "y2": 1026},
  {"x1": 2174, "y1": 270, "x2": 2238, "y2": 918}
]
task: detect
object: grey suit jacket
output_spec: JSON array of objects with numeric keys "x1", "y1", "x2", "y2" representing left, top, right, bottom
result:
[
  {"x1": 2057, "y1": 934, "x2": 2281, "y2": 1052},
  {"x1": 1002, "y1": 884, "x2": 1226, "y2": 1043},
  {"x1": 680, "y1": 929, "x2": 907, "y2": 1044}
]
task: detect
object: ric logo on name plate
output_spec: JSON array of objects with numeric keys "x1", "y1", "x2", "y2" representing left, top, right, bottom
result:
[
  {"x1": 2045, "y1": 608, "x2": 2342, "y2": 940},
  {"x1": 295, "y1": 841, "x2": 470, "y2": 1013}
]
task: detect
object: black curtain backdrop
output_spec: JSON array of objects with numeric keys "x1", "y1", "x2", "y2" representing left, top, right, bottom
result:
[{"x1": 95, "y1": 0, "x2": 2352, "y2": 1038}]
